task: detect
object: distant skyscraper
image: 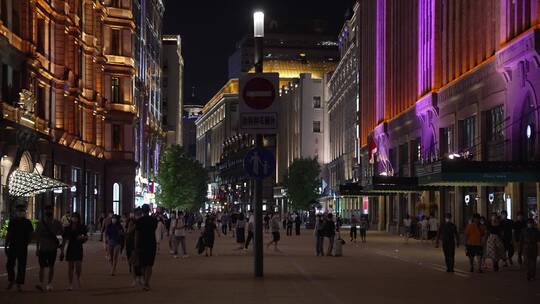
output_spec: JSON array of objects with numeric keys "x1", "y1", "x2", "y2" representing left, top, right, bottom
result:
[{"x1": 162, "y1": 35, "x2": 184, "y2": 147}]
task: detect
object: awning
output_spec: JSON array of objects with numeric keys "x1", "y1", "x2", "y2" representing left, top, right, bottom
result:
[
  {"x1": 416, "y1": 159, "x2": 540, "y2": 186},
  {"x1": 8, "y1": 169, "x2": 69, "y2": 197},
  {"x1": 339, "y1": 177, "x2": 438, "y2": 196}
]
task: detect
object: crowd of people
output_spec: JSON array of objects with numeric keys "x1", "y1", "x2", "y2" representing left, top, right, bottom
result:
[
  {"x1": 3, "y1": 204, "x2": 538, "y2": 294},
  {"x1": 4, "y1": 203, "x2": 159, "y2": 292}
]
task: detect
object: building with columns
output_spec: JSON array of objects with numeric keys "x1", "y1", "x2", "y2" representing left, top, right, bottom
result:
[
  {"x1": 0, "y1": 0, "x2": 150, "y2": 223},
  {"x1": 353, "y1": 0, "x2": 540, "y2": 231}
]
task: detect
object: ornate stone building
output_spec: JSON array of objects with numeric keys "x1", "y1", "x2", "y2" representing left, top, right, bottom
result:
[{"x1": 0, "y1": 0, "x2": 139, "y2": 222}]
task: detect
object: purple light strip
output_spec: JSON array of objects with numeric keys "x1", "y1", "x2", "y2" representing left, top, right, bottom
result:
[
  {"x1": 418, "y1": 0, "x2": 435, "y2": 95},
  {"x1": 376, "y1": 0, "x2": 386, "y2": 122}
]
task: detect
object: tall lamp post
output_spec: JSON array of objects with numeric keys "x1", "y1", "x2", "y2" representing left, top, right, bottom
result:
[{"x1": 253, "y1": 10, "x2": 264, "y2": 278}]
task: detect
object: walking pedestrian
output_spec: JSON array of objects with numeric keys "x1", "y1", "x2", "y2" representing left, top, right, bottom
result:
[
  {"x1": 105, "y1": 215, "x2": 124, "y2": 276},
  {"x1": 134, "y1": 204, "x2": 158, "y2": 291},
  {"x1": 314, "y1": 214, "x2": 324, "y2": 256},
  {"x1": 428, "y1": 215, "x2": 439, "y2": 242},
  {"x1": 172, "y1": 211, "x2": 188, "y2": 258},
  {"x1": 520, "y1": 218, "x2": 540, "y2": 281},
  {"x1": 60, "y1": 212, "x2": 88, "y2": 290},
  {"x1": 230, "y1": 212, "x2": 238, "y2": 238},
  {"x1": 236, "y1": 213, "x2": 246, "y2": 247},
  {"x1": 464, "y1": 213, "x2": 486, "y2": 273},
  {"x1": 221, "y1": 212, "x2": 229, "y2": 235},
  {"x1": 419, "y1": 216, "x2": 429, "y2": 243},
  {"x1": 264, "y1": 213, "x2": 270, "y2": 233},
  {"x1": 325, "y1": 213, "x2": 337, "y2": 256},
  {"x1": 125, "y1": 210, "x2": 140, "y2": 286},
  {"x1": 436, "y1": 213, "x2": 459, "y2": 272},
  {"x1": 98, "y1": 212, "x2": 105, "y2": 242},
  {"x1": 359, "y1": 215, "x2": 369, "y2": 243},
  {"x1": 295, "y1": 212, "x2": 301, "y2": 235},
  {"x1": 5, "y1": 204, "x2": 34, "y2": 292},
  {"x1": 514, "y1": 212, "x2": 527, "y2": 265},
  {"x1": 286, "y1": 214, "x2": 293, "y2": 236},
  {"x1": 486, "y1": 214, "x2": 506, "y2": 272},
  {"x1": 350, "y1": 214, "x2": 358, "y2": 243},
  {"x1": 203, "y1": 216, "x2": 220, "y2": 256},
  {"x1": 499, "y1": 210, "x2": 514, "y2": 266},
  {"x1": 403, "y1": 214, "x2": 412, "y2": 243},
  {"x1": 61, "y1": 211, "x2": 71, "y2": 229},
  {"x1": 244, "y1": 212, "x2": 254, "y2": 250},
  {"x1": 266, "y1": 213, "x2": 281, "y2": 252},
  {"x1": 155, "y1": 216, "x2": 166, "y2": 254},
  {"x1": 35, "y1": 205, "x2": 63, "y2": 292}
]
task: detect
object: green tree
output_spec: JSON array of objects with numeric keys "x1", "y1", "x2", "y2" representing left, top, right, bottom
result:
[
  {"x1": 156, "y1": 145, "x2": 208, "y2": 211},
  {"x1": 283, "y1": 157, "x2": 321, "y2": 210}
]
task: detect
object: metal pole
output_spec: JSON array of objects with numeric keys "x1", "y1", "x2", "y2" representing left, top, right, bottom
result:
[{"x1": 253, "y1": 35, "x2": 264, "y2": 278}]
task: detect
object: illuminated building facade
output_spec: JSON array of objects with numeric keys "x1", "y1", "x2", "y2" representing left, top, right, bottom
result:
[
  {"x1": 133, "y1": 0, "x2": 164, "y2": 208},
  {"x1": 325, "y1": 4, "x2": 360, "y2": 217},
  {"x1": 162, "y1": 34, "x2": 184, "y2": 147},
  {"x1": 0, "y1": 0, "x2": 142, "y2": 222},
  {"x1": 356, "y1": 0, "x2": 540, "y2": 231}
]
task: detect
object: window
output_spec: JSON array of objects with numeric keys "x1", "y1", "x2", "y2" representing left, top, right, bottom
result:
[
  {"x1": 111, "y1": 0, "x2": 121, "y2": 8},
  {"x1": 313, "y1": 121, "x2": 321, "y2": 133},
  {"x1": 459, "y1": 116, "x2": 476, "y2": 150},
  {"x1": 111, "y1": 29, "x2": 121, "y2": 55},
  {"x1": 37, "y1": 18, "x2": 46, "y2": 54},
  {"x1": 313, "y1": 96, "x2": 321, "y2": 108},
  {"x1": 112, "y1": 124, "x2": 122, "y2": 150},
  {"x1": 113, "y1": 183, "x2": 121, "y2": 215},
  {"x1": 111, "y1": 77, "x2": 120, "y2": 103},
  {"x1": 440, "y1": 125, "x2": 454, "y2": 156},
  {"x1": 487, "y1": 105, "x2": 504, "y2": 141},
  {"x1": 36, "y1": 85, "x2": 46, "y2": 118},
  {"x1": 1, "y1": 0, "x2": 8, "y2": 26}
]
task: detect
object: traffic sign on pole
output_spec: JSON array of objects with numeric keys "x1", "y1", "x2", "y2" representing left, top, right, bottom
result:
[
  {"x1": 244, "y1": 147, "x2": 275, "y2": 180},
  {"x1": 239, "y1": 72, "x2": 279, "y2": 134}
]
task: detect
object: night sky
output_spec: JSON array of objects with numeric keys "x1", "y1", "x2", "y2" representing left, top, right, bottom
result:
[{"x1": 163, "y1": 0, "x2": 356, "y2": 105}]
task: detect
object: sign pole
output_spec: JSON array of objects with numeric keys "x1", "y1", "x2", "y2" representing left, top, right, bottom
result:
[{"x1": 253, "y1": 22, "x2": 264, "y2": 278}]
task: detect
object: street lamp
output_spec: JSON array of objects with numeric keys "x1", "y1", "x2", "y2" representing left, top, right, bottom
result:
[
  {"x1": 253, "y1": 11, "x2": 264, "y2": 73},
  {"x1": 253, "y1": 11, "x2": 264, "y2": 38}
]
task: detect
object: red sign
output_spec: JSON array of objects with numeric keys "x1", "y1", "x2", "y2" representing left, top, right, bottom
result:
[{"x1": 242, "y1": 77, "x2": 276, "y2": 110}]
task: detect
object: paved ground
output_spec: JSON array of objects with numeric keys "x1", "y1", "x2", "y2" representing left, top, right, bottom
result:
[{"x1": 0, "y1": 228, "x2": 538, "y2": 304}]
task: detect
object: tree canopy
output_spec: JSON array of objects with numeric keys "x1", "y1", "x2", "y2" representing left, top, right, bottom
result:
[
  {"x1": 156, "y1": 145, "x2": 208, "y2": 211},
  {"x1": 283, "y1": 157, "x2": 321, "y2": 210}
]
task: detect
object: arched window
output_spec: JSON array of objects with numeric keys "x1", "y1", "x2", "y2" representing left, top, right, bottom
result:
[{"x1": 113, "y1": 182, "x2": 121, "y2": 215}]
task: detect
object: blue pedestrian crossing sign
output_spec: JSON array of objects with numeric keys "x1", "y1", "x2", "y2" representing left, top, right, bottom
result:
[{"x1": 244, "y1": 147, "x2": 275, "y2": 180}]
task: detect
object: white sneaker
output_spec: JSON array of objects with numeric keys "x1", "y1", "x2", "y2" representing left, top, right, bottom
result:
[
  {"x1": 182, "y1": 254, "x2": 189, "y2": 258},
  {"x1": 46, "y1": 284, "x2": 53, "y2": 291},
  {"x1": 174, "y1": 255, "x2": 179, "y2": 259}
]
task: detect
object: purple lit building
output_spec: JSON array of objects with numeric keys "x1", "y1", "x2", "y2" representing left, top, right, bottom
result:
[{"x1": 353, "y1": 0, "x2": 540, "y2": 231}]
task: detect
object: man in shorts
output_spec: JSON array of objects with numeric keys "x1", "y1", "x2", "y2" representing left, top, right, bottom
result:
[
  {"x1": 35, "y1": 205, "x2": 63, "y2": 292},
  {"x1": 267, "y1": 213, "x2": 281, "y2": 252},
  {"x1": 464, "y1": 213, "x2": 486, "y2": 273}
]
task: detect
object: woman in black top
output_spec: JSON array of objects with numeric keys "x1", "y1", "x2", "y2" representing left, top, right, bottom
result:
[
  {"x1": 60, "y1": 212, "x2": 88, "y2": 290},
  {"x1": 203, "y1": 217, "x2": 220, "y2": 257}
]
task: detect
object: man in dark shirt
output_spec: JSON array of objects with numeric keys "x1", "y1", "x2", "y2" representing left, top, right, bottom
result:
[
  {"x1": 436, "y1": 213, "x2": 459, "y2": 272},
  {"x1": 135, "y1": 204, "x2": 157, "y2": 291},
  {"x1": 5, "y1": 204, "x2": 34, "y2": 291},
  {"x1": 500, "y1": 210, "x2": 514, "y2": 265},
  {"x1": 520, "y1": 218, "x2": 539, "y2": 281}
]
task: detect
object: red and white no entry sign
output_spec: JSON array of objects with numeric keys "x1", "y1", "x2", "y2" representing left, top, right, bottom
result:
[{"x1": 242, "y1": 77, "x2": 276, "y2": 110}]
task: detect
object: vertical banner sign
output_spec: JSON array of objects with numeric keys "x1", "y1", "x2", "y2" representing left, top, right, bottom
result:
[{"x1": 239, "y1": 73, "x2": 279, "y2": 134}]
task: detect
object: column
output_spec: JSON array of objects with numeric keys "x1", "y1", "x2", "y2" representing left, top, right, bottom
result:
[
  {"x1": 476, "y1": 186, "x2": 487, "y2": 217},
  {"x1": 455, "y1": 186, "x2": 463, "y2": 229},
  {"x1": 537, "y1": 183, "x2": 540, "y2": 229},
  {"x1": 378, "y1": 196, "x2": 385, "y2": 231}
]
